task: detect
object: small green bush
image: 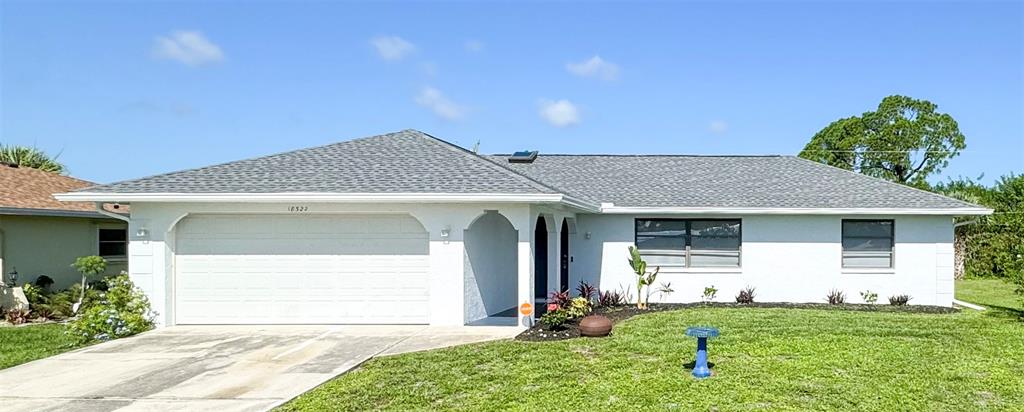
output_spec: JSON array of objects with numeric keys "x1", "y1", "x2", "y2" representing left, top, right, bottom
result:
[
  {"x1": 21, "y1": 283, "x2": 44, "y2": 305},
  {"x1": 563, "y1": 297, "x2": 592, "y2": 319},
  {"x1": 66, "y1": 273, "x2": 155, "y2": 344},
  {"x1": 539, "y1": 309, "x2": 569, "y2": 329},
  {"x1": 47, "y1": 285, "x2": 102, "y2": 317},
  {"x1": 889, "y1": 294, "x2": 912, "y2": 306},
  {"x1": 736, "y1": 286, "x2": 756, "y2": 304}
]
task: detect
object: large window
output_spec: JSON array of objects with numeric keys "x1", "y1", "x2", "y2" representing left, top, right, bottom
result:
[
  {"x1": 841, "y1": 220, "x2": 894, "y2": 268},
  {"x1": 98, "y1": 228, "x2": 127, "y2": 258},
  {"x1": 634, "y1": 219, "x2": 741, "y2": 267}
]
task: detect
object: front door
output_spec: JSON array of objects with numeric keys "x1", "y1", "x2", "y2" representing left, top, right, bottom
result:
[
  {"x1": 534, "y1": 216, "x2": 548, "y2": 302},
  {"x1": 560, "y1": 219, "x2": 570, "y2": 292}
]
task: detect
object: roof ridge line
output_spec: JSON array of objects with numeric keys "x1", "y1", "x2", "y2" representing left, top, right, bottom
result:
[
  {"x1": 788, "y1": 156, "x2": 989, "y2": 209},
  {"x1": 410, "y1": 130, "x2": 570, "y2": 196},
  {"x1": 488, "y1": 153, "x2": 786, "y2": 158}
]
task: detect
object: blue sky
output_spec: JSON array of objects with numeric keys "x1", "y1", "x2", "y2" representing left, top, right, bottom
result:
[{"x1": 2, "y1": 1, "x2": 1021, "y2": 185}]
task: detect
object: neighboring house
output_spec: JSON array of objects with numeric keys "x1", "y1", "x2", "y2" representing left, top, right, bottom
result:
[
  {"x1": 0, "y1": 164, "x2": 128, "y2": 289},
  {"x1": 56, "y1": 130, "x2": 991, "y2": 327}
]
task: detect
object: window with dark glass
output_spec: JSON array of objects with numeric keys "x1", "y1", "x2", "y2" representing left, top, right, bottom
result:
[
  {"x1": 841, "y1": 220, "x2": 894, "y2": 268},
  {"x1": 98, "y1": 228, "x2": 127, "y2": 257},
  {"x1": 634, "y1": 219, "x2": 741, "y2": 267}
]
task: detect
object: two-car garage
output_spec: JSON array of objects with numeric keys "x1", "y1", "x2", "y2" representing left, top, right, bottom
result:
[{"x1": 173, "y1": 214, "x2": 430, "y2": 324}]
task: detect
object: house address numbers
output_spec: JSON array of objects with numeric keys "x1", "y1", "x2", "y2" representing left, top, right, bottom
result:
[{"x1": 288, "y1": 205, "x2": 309, "y2": 212}]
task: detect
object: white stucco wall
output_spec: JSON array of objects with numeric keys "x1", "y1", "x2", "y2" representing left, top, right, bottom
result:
[
  {"x1": 463, "y1": 210, "x2": 519, "y2": 322},
  {"x1": 0, "y1": 215, "x2": 127, "y2": 289},
  {"x1": 125, "y1": 202, "x2": 535, "y2": 327},
  {"x1": 573, "y1": 214, "x2": 954, "y2": 306},
  {"x1": 127, "y1": 202, "x2": 957, "y2": 328}
]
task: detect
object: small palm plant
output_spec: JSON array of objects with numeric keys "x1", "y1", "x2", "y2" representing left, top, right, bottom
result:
[
  {"x1": 627, "y1": 246, "x2": 659, "y2": 309},
  {"x1": 0, "y1": 145, "x2": 66, "y2": 174}
]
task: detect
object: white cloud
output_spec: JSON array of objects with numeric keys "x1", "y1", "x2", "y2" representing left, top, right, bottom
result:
[
  {"x1": 415, "y1": 87, "x2": 466, "y2": 120},
  {"x1": 709, "y1": 120, "x2": 729, "y2": 134},
  {"x1": 464, "y1": 39, "x2": 484, "y2": 52},
  {"x1": 370, "y1": 35, "x2": 415, "y2": 60},
  {"x1": 151, "y1": 31, "x2": 224, "y2": 67},
  {"x1": 565, "y1": 55, "x2": 619, "y2": 81},
  {"x1": 420, "y1": 61, "x2": 438, "y2": 76},
  {"x1": 538, "y1": 99, "x2": 580, "y2": 127}
]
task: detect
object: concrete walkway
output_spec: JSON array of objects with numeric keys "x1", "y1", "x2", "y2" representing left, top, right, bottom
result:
[{"x1": 0, "y1": 325, "x2": 519, "y2": 412}]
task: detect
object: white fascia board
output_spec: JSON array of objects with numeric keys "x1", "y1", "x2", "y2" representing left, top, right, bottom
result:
[
  {"x1": 55, "y1": 191, "x2": 579, "y2": 205},
  {"x1": 599, "y1": 206, "x2": 994, "y2": 216}
]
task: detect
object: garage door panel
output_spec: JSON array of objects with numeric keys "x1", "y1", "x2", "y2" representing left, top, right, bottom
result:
[{"x1": 175, "y1": 214, "x2": 430, "y2": 324}]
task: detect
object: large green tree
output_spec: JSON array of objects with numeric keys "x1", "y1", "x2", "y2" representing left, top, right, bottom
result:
[
  {"x1": 800, "y1": 95, "x2": 965, "y2": 187},
  {"x1": 0, "y1": 144, "x2": 66, "y2": 174},
  {"x1": 935, "y1": 175, "x2": 1024, "y2": 292}
]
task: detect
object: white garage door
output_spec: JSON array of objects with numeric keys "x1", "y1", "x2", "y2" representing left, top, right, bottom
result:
[{"x1": 174, "y1": 214, "x2": 430, "y2": 324}]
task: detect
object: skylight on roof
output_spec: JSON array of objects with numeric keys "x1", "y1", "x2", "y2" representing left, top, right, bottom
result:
[{"x1": 508, "y1": 150, "x2": 538, "y2": 163}]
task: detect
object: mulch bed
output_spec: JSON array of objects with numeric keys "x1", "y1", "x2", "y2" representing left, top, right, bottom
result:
[{"x1": 515, "y1": 302, "x2": 959, "y2": 342}]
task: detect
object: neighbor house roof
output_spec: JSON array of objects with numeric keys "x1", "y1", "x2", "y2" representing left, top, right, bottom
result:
[
  {"x1": 60, "y1": 129, "x2": 989, "y2": 214},
  {"x1": 486, "y1": 154, "x2": 984, "y2": 211},
  {"x1": 0, "y1": 164, "x2": 125, "y2": 218}
]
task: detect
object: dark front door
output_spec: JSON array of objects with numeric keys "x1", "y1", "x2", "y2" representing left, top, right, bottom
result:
[
  {"x1": 560, "y1": 219, "x2": 570, "y2": 292},
  {"x1": 534, "y1": 217, "x2": 548, "y2": 300}
]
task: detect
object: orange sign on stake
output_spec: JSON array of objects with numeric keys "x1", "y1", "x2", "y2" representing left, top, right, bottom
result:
[{"x1": 519, "y1": 302, "x2": 533, "y2": 316}]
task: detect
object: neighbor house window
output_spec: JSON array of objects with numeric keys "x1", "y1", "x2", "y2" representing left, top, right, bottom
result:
[
  {"x1": 98, "y1": 228, "x2": 127, "y2": 258},
  {"x1": 634, "y1": 219, "x2": 741, "y2": 267},
  {"x1": 841, "y1": 220, "x2": 894, "y2": 268}
]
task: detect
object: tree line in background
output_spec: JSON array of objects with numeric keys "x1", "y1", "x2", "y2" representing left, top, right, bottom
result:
[{"x1": 800, "y1": 95, "x2": 1023, "y2": 298}]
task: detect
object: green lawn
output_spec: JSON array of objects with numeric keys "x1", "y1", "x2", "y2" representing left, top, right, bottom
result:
[
  {"x1": 956, "y1": 278, "x2": 1022, "y2": 312},
  {"x1": 0, "y1": 323, "x2": 84, "y2": 369},
  {"x1": 282, "y1": 304, "x2": 1024, "y2": 410}
]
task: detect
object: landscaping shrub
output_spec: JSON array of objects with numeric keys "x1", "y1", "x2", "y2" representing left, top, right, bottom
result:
[
  {"x1": 860, "y1": 290, "x2": 879, "y2": 304},
  {"x1": 826, "y1": 289, "x2": 846, "y2": 305},
  {"x1": 549, "y1": 290, "x2": 571, "y2": 308},
  {"x1": 576, "y1": 281, "x2": 597, "y2": 302},
  {"x1": 889, "y1": 294, "x2": 913, "y2": 306},
  {"x1": 5, "y1": 308, "x2": 30, "y2": 325},
  {"x1": 66, "y1": 273, "x2": 155, "y2": 344},
  {"x1": 702, "y1": 285, "x2": 718, "y2": 303},
  {"x1": 34, "y1": 275, "x2": 54, "y2": 290},
  {"x1": 539, "y1": 309, "x2": 569, "y2": 330},
  {"x1": 628, "y1": 246, "x2": 660, "y2": 309},
  {"x1": 655, "y1": 281, "x2": 674, "y2": 302},
  {"x1": 598, "y1": 290, "x2": 625, "y2": 307},
  {"x1": 735, "y1": 286, "x2": 756, "y2": 304},
  {"x1": 21, "y1": 283, "x2": 44, "y2": 305},
  {"x1": 32, "y1": 304, "x2": 57, "y2": 321},
  {"x1": 46, "y1": 285, "x2": 102, "y2": 318},
  {"x1": 563, "y1": 297, "x2": 592, "y2": 319},
  {"x1": 70, "y1": 255, "x2": 107, "y2": 315}
]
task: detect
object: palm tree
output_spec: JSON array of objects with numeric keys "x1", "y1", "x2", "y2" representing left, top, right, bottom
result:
[{"x1": 0, "y1": 145, "x2": 66, "y2": 174}]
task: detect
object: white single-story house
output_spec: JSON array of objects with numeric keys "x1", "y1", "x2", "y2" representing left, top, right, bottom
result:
[
  {"x1": 1, "y1": 163, "x2": 128, "y2": 290},
  {"x1": 57, "y1": 130, "x2": 991, "y2": 327}
]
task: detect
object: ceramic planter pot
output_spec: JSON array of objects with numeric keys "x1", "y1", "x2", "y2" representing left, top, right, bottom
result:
[{"x1": 579, "y1": 314, "x2": 612, "y2": 337}]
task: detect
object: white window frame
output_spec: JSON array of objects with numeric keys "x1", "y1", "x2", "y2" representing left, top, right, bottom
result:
[
  {"x1": 634, "y1": 218, "x2": 742, "y2": 268},
  {"x1": 841, "y1": 219, "x2": 894, "y2": 269}
]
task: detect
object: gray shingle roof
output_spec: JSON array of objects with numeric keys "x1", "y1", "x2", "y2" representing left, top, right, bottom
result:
[
  {"x1": 82, "y1": 130, "x2": 558, "y2": 194},
  {"x1": 486, "y1": 154, "x2": 982, "y2": 209},
  {"x1": 79, "y1": 129, "x2": 983, "y2": 211}
]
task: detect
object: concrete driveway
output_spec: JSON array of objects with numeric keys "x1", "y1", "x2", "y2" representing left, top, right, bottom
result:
[{"x1": 0, "y1": 325, "x2": 519, "y2": 412}]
